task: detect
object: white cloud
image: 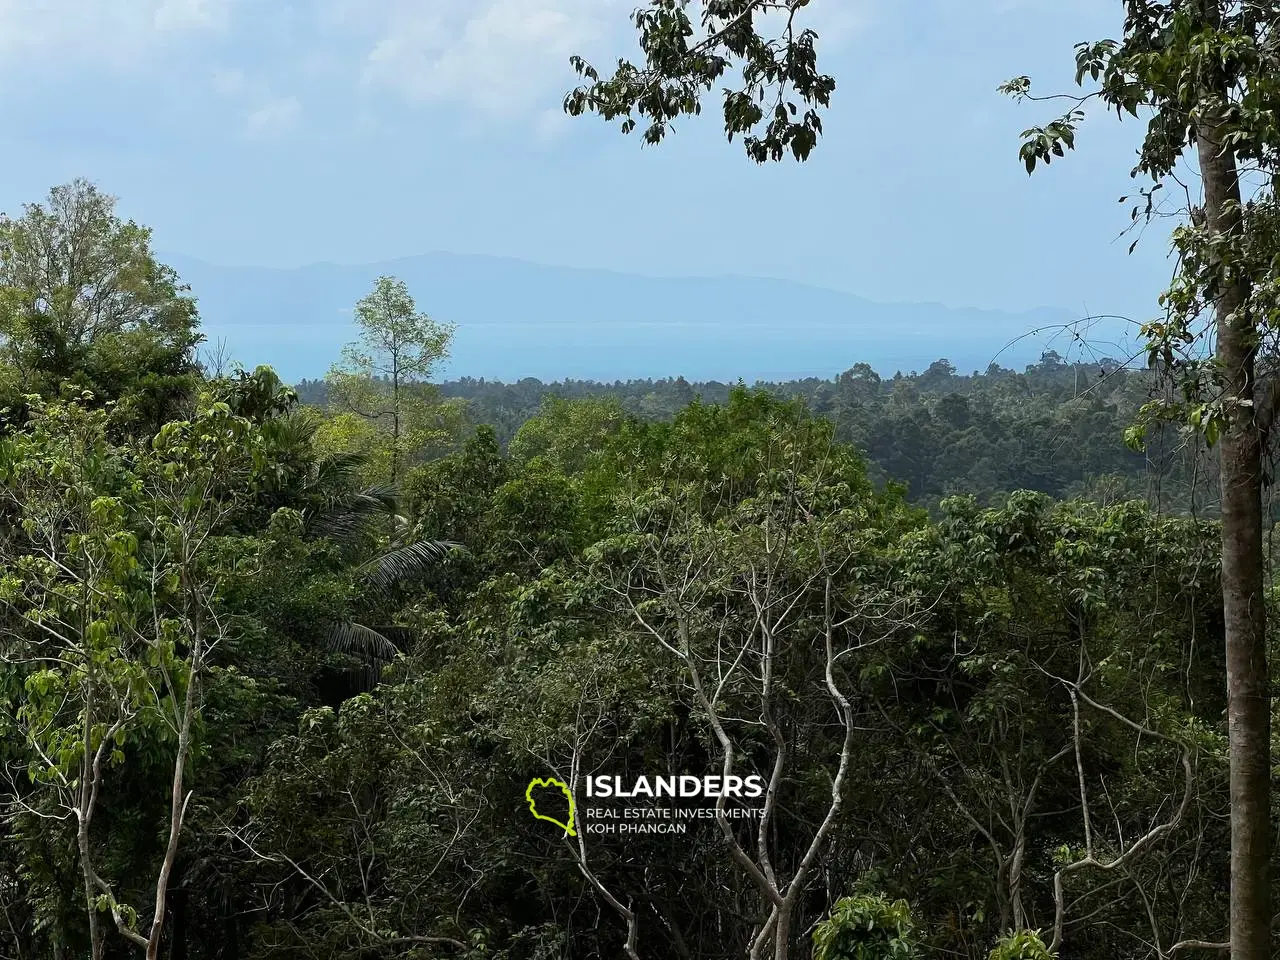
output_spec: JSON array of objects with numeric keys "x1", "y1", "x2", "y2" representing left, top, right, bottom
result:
[
  {"x1": 351, "y1": 0, "x2": 866, "y2": 121},
  {"x1": 210, "y1": 64, "x2": 303, "y2": 139},
  {"x1": 355, "y1": 0, "x2": 632, "y2": 115},
  {"x1": 802, "y1": 4, "x2": 869, "y2": 47},
  {"x1": 744, "y1": 1, "x2": 868, "y2": 53},
  {"x1": 0, "y1": 0, "x2": 864, "y2": 132},
  {"x1": 245, "y1": 95, "x2": 302, "y2": 137},
  {"x1": 0, "y1": 0, "x2": 234, "y2": 68}
]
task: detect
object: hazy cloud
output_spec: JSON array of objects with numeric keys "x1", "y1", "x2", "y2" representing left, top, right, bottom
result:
[
  {"x1": 351, "y1": 0, "x2": 867, "y2": 127},
  {"x1": 212, "y1": 64, "x2": 302, "y2": 139},
  {"x1": 0, "y1": 0, "x2": 864, "y2": 131},
  {"x1": 355, "y1": 0, "x2": 632, "y2": 114},
  {"x1": 245, "y1": 94, "x2": 302, "y2": 137},
  {"x1": 0, "y1": 0, "x2": 235, "y2": 67},
  {"x1": 154, "y1": 0, "x2": 233, "y2": 32}
]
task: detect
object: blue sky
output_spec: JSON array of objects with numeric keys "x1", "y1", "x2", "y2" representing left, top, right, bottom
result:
[{"x1": 0, "y1": 0, "x2": 1175, "y2": 326}]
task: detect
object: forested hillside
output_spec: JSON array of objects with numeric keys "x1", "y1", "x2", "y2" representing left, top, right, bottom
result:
[
  {"x1": 0, "y1": 177, "x2": 1263, "y2": 960},
  {"x1": 299, "y1": 353, "x2": 1202, "y2": 512},
  {"x1": 3, "y1": 1, "x2": 1280, "y2": 958}
]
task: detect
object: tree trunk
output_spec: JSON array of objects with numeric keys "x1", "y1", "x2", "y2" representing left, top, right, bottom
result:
[
  {"x1": 147, "y1": 595, "x2": 201, "y2": 960},
  {"x1": 1197, "y1": 109, "x2": 1273, "y2": 960},
  {"x1": 390, "y1": 348, "x2": 400, "y2": 485},
  {"x1": 78, "y1": 821, "x2": 103, "y2": 960},
  {"x1": 772, "y1": 901, "x2": 791, "y2": 960},
  {"x1": 1009, "y1": 830, "x2": 1028, "y2": 931}
]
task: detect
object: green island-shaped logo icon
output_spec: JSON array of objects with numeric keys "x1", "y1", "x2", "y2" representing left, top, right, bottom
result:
[{"x1": 525, "y1": 777, "x2": 576, "y2": 836}]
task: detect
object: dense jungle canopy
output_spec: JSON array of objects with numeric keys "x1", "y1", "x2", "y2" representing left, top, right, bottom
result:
[{"x1": 3, "y1": 2, "x2": 1280, "y2": 959}]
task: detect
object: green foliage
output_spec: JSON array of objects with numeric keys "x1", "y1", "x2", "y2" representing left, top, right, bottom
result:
[
  {"x1": 339, "y1": 357, "x2": 1184, "y2": 515},
  {"x1": 508, "y1": 394, "x2": 628, "y2": 474},
  {"x1": 565, "y1": 0, "x2": 835, "y2": 162},
  {"x1": 989, "y1": 930, "x2": 1054, "y2": 960},
  {"x1": 813, "y1": 895, "x2": 921, "y2": 960},
  {"x1": 1003, "y1": 4, "x2": 1280, "y2": 441},
  {"x1": 0, "y1": 179, "x2": 202, "y2": 431},
  {"x1": 0, "y1": 392, "x2": 268, "y2": 956},
  {"x1": 0, "y1": 372, "x2": 1242, "y2": 960},
  {"x1": 407, "y1": 425, "x2": 509, "y2": 544},
  {"x1": 0, "y1": 181, "x2": 1253, "y2": 960},
  {"x1": 324, "y1": 274, "x2": 461, "y2": 483},
  {"x1": 1007, "y1": 15, "x2": 1280, "y2": 955}
]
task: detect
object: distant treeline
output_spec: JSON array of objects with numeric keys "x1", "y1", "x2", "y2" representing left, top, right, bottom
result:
[{"x1": 296, "y1": 351, "x2": 1209, "y2": 512}]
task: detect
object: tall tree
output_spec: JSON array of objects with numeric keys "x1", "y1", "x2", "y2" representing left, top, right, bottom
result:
[
  {"x1": 1004, "y1": 4, "x2": 1279, "y2": 957},
  {"x1": 0, "y1": 395, "x2": 265, "y2": 959},
  {"x1": 325, "y1": 275, "x2": 455, "y2": 484},
  {"x1": 0, "y1": 179, "x2": 203, "y2": 429}
]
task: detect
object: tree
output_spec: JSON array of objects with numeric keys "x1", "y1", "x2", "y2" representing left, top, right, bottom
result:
[
  {"x1": 565, "y1": 0, "x2": 836, "y2": 163},
  {"x1": 1003, "y1": 6, "x2": 1279, "y2": 956},
  {"x1": 0, "y1": 395, "x2": 265, "y2": 959},
  {"x1": 890, "y1": 493, "x2": 1227, "y2": 957},
  {"x1": 509, "y1": 395, "x2": 629, "y2": 475},
  {"x1": 576, "y1": 2, "x2": 1273, "y2": 952},
  {"x1": 567, "y1": 391, "x2": 919, "y2": 960},
  {"x1": 325, "y1": 276, "x2": 456, "y2": 484},
  {"x1": 151, "y1": 380, "x2": 1234, "y2": 960},
  {"x1": 0, "y1": 180, "x2": 203, "y2": 430},
  {"x1": 224, "y1": 385, "x2": 459, "y2": 683}
]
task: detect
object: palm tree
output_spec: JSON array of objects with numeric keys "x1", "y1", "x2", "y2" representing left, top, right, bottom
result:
[
  {"x1": 287, "y1": 416, "x2": 458, "y2": 675},
  {"x1": 225, "y1": 373, "x2": 459, "y2": 684}
]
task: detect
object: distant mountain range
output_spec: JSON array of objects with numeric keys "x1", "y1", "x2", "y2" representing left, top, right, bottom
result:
[{"x1": 161, "y1": 252, "x2": 1135, "y2": 383}]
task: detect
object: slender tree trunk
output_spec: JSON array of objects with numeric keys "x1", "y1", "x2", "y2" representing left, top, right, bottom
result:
[
  {"x1": 1009, "y1": 830, "x2": 1028, "y2": 931},
  {"x1": 772, "y1": 901, "x2": 791, "y2": 960},
  {"x1": 146, "y1": 575, "x2": 203, "y2": 960},
  {"x1": 391, "y1": 350, "x2": 400, "y2": 485},
  {"x1": 146, "y1": 679, "x2": 194, "y2": 960},
  {"x1": 78, "y1": 667, "x2": 104, "y2": 960},
  {"x1": 77, "y1": 822, "x2": 103, "y2": 960},
  {"x1": 1197, "y1": 106, "x2": 1272, "y2": 960}
]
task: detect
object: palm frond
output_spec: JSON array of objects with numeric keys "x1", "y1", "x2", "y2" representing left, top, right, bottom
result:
[
  {"x1": 321, "y1": 622, "x2": 423, "y2": 696},
  {"x1": 261, "y1": 407, "x2": 323, "y2": 452},
  {"x1": 322, "y1": 620, "x2": 401, "y2": 661},
  {"x1": 356, "y1": 539, "x2": 461, "y2": 592},
  {"x1": 305, "y1": 451, "x2": 372, "y2": 498},
  {"x1": 370, "y1": 625, "x2": 418, "y2": 648},
  {"x1": 303, "y1": 484, "x2": 399, "y2": 543}
]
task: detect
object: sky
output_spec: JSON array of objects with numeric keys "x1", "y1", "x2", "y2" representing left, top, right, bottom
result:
[{"x1": 0, "y1": 0, "x2": 1179, "y2": 327}]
